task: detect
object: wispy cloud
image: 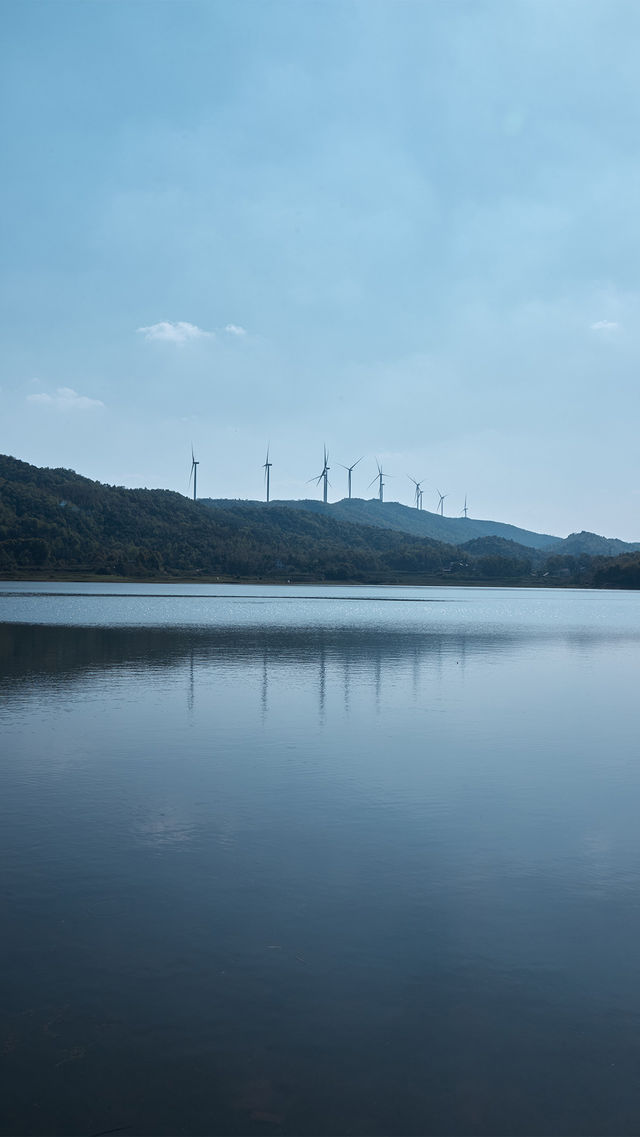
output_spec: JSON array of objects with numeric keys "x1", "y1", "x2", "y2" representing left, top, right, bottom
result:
[
  {"x1": 591, "y1": 320, "x2": 620, "y2": 332},
  {"x1": 137, "y1": 321, "x2": 213, "y2": 344},
  {"x1": 27, "y1": 387, "x2": 105, "y2": 410},
  {"x1": 136, "y1": 320, "x2": 247, "y2": 343}
]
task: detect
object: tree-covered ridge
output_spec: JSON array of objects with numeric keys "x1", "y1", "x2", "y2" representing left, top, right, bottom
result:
[
  {"x1": 557, "y1": 531, "x2": 640, "y2": 556},
  {"x1": 0, "y1": 454, "x2": 638, "y2": 586},
  {"x1": 0, "y1": 454, "x2": 461, "y2": 579},
  {"x1": 209, "y1": 499, "x2": 640, "y2": 557},
  {"x1": 259, "y1": 495, "x2": 561, "y2": 549}
]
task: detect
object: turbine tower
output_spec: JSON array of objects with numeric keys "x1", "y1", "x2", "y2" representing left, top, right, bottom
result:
[
  {"x1": 462, "y1": 494, "x2": 469, "y2": 519},
  {"x1": 408, "y1": 475, "x2": 424, "y2": 510},
  {"x1": 369, "y1": 459, "x2": 389, "y2": 503},
  {"x1": 263, "y1": 446, "x2": 272, "y2": 503},
  {"x1": 188, "y1": 446, "x2": 199, "y2": 502},
  {"x1": 340, "y1": 456, "x2": 363, "y2": 500},
  {"x1": 436, "y1": 489, "x2": 448, "y2": 517},
  {"x1": 310, "y1": 446, "x2": 330, "y2": 503}
]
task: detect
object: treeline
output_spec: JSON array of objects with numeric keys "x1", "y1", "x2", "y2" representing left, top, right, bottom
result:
[
  {"x1": 0, "y1": 454, "x2": 637, "y2": 586},
  {"x1": 592, "y1": 553, "x2": 640, "y2": 589}
]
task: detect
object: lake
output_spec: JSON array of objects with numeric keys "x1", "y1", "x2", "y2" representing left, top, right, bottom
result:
[{"x1": 1, "y1": 582, "x2": 640, "y2": 1136}]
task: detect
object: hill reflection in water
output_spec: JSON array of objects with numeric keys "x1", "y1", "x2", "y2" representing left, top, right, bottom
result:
[
  {"x1": 1, "y1": 614, "x2": 637, "y2": 711},
  {"x1": 2, "y1": 590, "x2": 640, "y2": 1136}
]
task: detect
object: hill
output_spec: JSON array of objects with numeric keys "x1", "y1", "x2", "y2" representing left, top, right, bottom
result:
[
  {"x1": 263, "y1": 497, "x2": 561, "y2": 549},
  {"x1": 0, "y1": 454, "x2": 462, "y2": 581},
  {"x1": 460, "y1": 534, "x2": 543, "y2": 562},
  {"x1": 1, "y1": 454, "x2": 637, "y2": 587},
  {"x1": 552, "y1": 531, "x2": 640, "y2": 557},
  {"x1": 257, "y1": 498, "x2": 640, "y2": 557}
]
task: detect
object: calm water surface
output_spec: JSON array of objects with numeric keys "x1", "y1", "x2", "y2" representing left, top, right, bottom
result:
[{"x1": 1, "y1": 583, "x2": 640, "y2": 1136}]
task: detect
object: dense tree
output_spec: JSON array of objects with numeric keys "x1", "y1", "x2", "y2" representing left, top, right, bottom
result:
[{"x1": 593, "y1": 553, "x2": 640, "y2": 589}]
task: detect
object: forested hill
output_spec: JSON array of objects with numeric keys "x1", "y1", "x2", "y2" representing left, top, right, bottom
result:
[
  {"x1": 1, "y1": 454, "x2": 638, "y2": 586},
  {"x1": 0, "y1": 454, "x2": 505, "y2": 581},
  {"x1": 266, "y1": 496, "x2": 560, "y2": 549},
  {"x1": 0, "y1": 454, "x2": 450, "y2": 579},
  {"x1": 553, "y1": 530, "x2": 640, "y2": 556},
  {"x1": 207, "y1": 498, "x2": 640, "y2": 556}
]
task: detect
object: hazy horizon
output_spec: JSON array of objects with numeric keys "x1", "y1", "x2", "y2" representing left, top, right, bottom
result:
[{"x1": 2, "y1": 1, "x2": 639, "y2": 539}]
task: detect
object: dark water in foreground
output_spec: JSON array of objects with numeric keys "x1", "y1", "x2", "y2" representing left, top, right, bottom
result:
[{"x1": 2, "y1": 583, "x2": 640, "y2": 1136}]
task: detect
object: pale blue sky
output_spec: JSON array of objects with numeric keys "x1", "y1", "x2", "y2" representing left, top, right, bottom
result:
[{"x1": 2, "y1": 0, "x2": 639, "y2": 538}]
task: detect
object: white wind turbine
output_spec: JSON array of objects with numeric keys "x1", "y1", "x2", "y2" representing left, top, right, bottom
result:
[
  {"x1": 408, "y1": 475, "x2": 424, "y2": 510},
  {"x1": 340, "y1": 456, "x2": 364, "y2": 500},
  {"x1": 369, "y1": 459, "x2": 390, "y2": 503},
  {"x1": 188, "y1": 446, "x2": 199, "y2": 502},
  {"x1": 309, "y1": 445, "x2": 330, "y2": 503},
  {"x1": 263, "y1": 445, "x2": 272, "y2": 503}
]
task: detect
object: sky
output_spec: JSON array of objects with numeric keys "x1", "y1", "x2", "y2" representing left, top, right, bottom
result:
[{"x1": 2, "y1": 0, "x2": 640, "y2": 539}]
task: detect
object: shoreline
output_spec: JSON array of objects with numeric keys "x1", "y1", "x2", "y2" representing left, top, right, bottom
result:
[{"x1": 0, "y1": 570, "x2": 593, "y2": 590}]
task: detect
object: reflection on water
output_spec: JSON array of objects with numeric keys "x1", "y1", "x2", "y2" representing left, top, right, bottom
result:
[{"x1": 1, "y1": 585, "x2": 640, "y2": 1136}]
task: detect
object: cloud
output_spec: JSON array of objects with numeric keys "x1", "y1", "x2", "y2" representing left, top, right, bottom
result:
[
  {"x1": 27, "y1": 387, "x2": 105, "y2": 410},
  {"x1": 137, "y1": 321, "x2": 213, "y2": 344},
  {"x1": 136, "y1": 320, "x2": 246, "y2": 343},
  {"x1": 591, "y1": 320, "x2": 620, "y2": 332}
]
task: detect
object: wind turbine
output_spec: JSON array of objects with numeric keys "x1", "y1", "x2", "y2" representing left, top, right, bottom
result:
[
  {"x1": 188, "y1": 446, "x2": 199, "y2": 502},
  {"x1": 263, "y1": 445, "x2": 272, "y2": 503},
  {"x1": 340, "y1": 456, "x2": 364, "y2": 500},
  {"x1": 408, "y1": 476, "x2": 424, "y2": 510},
  {"x1": 436, "y1": 489, "x2": 448, "y2": 517},
  {"x1": 309, "y1": 445, "x2": 330, "y2": 503},
  {"x1": 369, "y1": 459, "x2": 390, "y2": 503},
  {"x1": 462, "y1": 494, "x2": 469, "y2": 519}
]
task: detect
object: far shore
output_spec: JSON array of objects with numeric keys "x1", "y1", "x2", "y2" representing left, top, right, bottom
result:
[{"x1": 0, "y1": 570, "x2": 590, "y2": 590}]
